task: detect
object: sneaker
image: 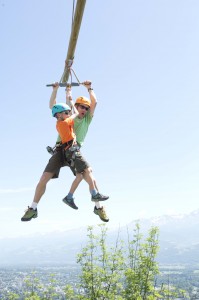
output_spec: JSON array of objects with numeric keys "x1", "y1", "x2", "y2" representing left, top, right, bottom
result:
[
  {"x1": 63, "y1": 196, "x2": 78, "y2": 210},
  {"x1": 91, "y1": 192, "x2": 109, "y2": 202},
  {"x1": 21, "y1": 207, "x2": 38, "y2": 221},
  {"x1": 94, "y1": 206, "x2": 109, "y2": 222}
]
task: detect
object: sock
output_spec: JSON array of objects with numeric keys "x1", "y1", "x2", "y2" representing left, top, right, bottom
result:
[
  {"x1": 91, "y1": 189, "x2": 97, "y2": 196},
  {"x1": 31, "y1": 202, "x2": 37, "y2": 210},
  {"x1": 67, "y1": 192, "x2": 74, "y2": 199},
  {"x1": 95, "y1": 201, "x2": 101, "y2": 209}
]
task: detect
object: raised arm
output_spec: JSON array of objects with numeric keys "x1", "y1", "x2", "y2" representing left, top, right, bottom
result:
[
  {"x1": 49, "y1": 82, "x2": 59, "y2": 109},
  {"x1": 69, "y1": 98, "x2": 79, "y2": 120},
  {"x1": 65, "y1": 85, "x2": 73, "y2": 110},
  {"x1": 83, "y1": 81, "x2": 97, "y2": 116}
]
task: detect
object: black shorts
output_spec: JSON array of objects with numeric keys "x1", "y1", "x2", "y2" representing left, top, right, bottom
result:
[
  {"x1": 43, "y1": 149, "x2": 89, "y2": 179},
  {"x1": 44, "y1": 151, "x2": 75, "y2": 179}
]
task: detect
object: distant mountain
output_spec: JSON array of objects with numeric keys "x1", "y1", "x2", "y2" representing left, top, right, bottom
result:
[
  {"x1": 139, "y1": 209, "x2": 199, "y2": 246},
  {"x1": 0, "y1": 228, "x2": 88, "y2": 266},
  {"x1": 1, "y1": 210, "x2": 199, "y2": 266},
  {"x1": 137, "y1": 209, "x2": 199, "y2": 264}
]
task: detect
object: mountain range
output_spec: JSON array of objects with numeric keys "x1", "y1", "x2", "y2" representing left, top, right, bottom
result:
[{"x1": 1, "y1": 209, "x2": 199, "y2": 266}]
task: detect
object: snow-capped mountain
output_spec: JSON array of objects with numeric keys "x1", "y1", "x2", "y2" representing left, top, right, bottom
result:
[{"x1": 1, "y1": 209, "x2": 199, "y2": 266}]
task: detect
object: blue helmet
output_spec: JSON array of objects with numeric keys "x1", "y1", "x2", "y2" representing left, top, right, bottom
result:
[{"x1": 52, "y1": 103, "x2": 71, "y2": 117}]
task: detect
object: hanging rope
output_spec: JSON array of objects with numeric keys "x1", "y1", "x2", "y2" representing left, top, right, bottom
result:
[
  {"x1": 59, "y1": 59, "x2": 74, "y2": 85},
  {"x1": 70, "y1": 67, "x2": 81, "y2": 84}
]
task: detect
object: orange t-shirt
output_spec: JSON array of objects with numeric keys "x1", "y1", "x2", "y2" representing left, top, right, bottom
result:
[{"x1": 56, "y1": 118, "x2": 76, "y2": 144}]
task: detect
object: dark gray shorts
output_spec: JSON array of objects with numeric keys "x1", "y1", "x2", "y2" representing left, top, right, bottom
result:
[{"x1": 43, "y1": 149, "x2": 89, "y2": 179}]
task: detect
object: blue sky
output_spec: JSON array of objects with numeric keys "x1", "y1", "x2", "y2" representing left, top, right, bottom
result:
[{"x1": 1, "y1": 0, "x2": 199, "y2": 238}]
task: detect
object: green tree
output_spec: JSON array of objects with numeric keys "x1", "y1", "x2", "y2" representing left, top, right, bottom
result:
[
  {"x1": 76, "y1": 225, "x2": 124, "y2": 299},
  {"x1": 3, "y1": 292, "x2": 20, "y2": 300},
  {"x1": 124, "y1": 223, "x2": 159, "y2": 299},
  {"x1": 23, "y1": 272, "x2": 42, "y2": 299},
  {"x1": 23, "y1": 272, "x2": 60, "y2": 299},
  {"x1": 75, "y1": 223, "x2": 183, "y2": 300}
]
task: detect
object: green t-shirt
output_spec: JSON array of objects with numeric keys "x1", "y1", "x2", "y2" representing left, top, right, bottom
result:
[
  {"x1": 74, "y1": 112, "x2": 92, "y2": 146},
  {"x1": 56, "y1": 112, "x2": 92, "y2": 146}
]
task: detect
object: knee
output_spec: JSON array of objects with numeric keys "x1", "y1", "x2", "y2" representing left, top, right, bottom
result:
[
  {"x1": 88, "y1": 167, "x2": 93, "y2": 173},
  {"x1": 83, "y1": 168, "x2": 94, "y2": 180},
  {"x1": 38, "y1": 172, "x2": 52, "y2": 185},
  {"x1": 83, "y1": 168, "x2": 91, "y2": 175},
  {"x1": 76, "y1": 173, "x2": 83, "y2": 183}
]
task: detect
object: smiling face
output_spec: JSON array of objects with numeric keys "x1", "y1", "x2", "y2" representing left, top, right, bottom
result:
[{"x1": 76, "y1": 104, "x2": 89, "y2": 118}]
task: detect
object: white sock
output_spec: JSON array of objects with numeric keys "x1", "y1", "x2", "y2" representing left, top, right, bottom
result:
[
  {"x1": 31, "y1": 202, "x2": 38, "y2": 210},
  {"x1": 95, "y1": 201, "x2": 101, "y2": 209}
]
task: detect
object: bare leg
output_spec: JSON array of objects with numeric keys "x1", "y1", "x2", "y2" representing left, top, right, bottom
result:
[
  {"x1": 68, "y1": 168, "x2": 98, "y2": 195},
  {"x1": 21, "y1": 172, "x2": 54, "y2": 221},
  {"x1": 82, "y1": 168, "x2": 96, "y2": 191},
  {"x1": 33, "y1": 172, "x2": 53, "y2": 204},
  {"x1": 82, "y1": 167, "x2": 109, "y2": 203},
  {"x1": 87, "y1": 167, "x2": 99, "y2": 192},
  {"x1": 81, "y1": 167, "x2": 99, "y2": 192},
  {"x1": 82, "y1": 167, "x2": 101, "y2": 208},
  {"x1": 68, "y1": 173, "x2": 83, "y2": 194}
]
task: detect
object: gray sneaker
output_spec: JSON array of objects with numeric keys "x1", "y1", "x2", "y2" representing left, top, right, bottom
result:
[
  {"x1": 91, "y1": 193, "x2": 109, "y2": 202},
  {"x1": 94, "y1": 206, "x2": 109, "y2": 222},
  {"x1": 21, "y1": 207, "x2": 38, "y2": 221},
  {"x1": 63, "y1": 196, "x2": 78, "y2": 210}
]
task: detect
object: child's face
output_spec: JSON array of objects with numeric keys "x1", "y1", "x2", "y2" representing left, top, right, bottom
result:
[{"x1": 58, "y1": 110, "x2": 71, "y2": 120}]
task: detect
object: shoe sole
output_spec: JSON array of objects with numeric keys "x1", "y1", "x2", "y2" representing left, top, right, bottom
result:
[
  {"x1": 91, "y1": 197, "x2": 109, "y2": 202},
  {"x1": 62, "y1": 199, "x2": 78, "y2": 210},
  {"x1": 21, "y1": 214, "x2": 38, "y2": 221}
]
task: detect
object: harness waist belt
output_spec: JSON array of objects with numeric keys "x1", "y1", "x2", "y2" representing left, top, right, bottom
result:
[{"x1": 62, "y1": 140, "x2": 74, "y2": 149}]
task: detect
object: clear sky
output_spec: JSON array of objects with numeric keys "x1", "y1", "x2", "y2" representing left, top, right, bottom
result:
[{"x1": 1, "y1": 0, "x2": 199, "y2": 238}]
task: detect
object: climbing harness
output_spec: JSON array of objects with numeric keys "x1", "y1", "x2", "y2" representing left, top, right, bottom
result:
[
  {"x1": 47, "y1": 138, "x2": 80, "y2": 174},
  {"x1": 68, "y1": 143, "x2": 80, "y2": 167}
]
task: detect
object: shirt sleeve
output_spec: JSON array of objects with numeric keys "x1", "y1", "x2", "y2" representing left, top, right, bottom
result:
[{"x1": 86, "y1": 112, "x2": 93, "y2": 125}]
